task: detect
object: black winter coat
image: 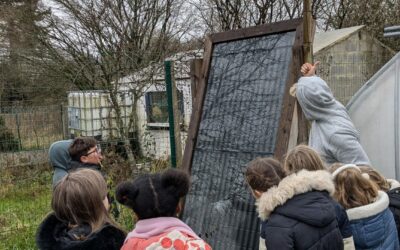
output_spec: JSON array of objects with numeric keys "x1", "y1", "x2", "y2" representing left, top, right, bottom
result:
[
  {"x1": 69, "y1": 160, "x2": 101, "y2": 172},
  {"x1": 36, "y1": 213, "x2": 126, "y2": 250},
  {"x1": 388, "y1": 182, "x2": 400, "y2": 239},
  {"x1": 257, "y1": 170, "x2": 344, "y2": 250}
]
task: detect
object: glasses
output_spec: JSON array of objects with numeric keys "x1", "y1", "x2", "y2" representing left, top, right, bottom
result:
[{"x1": 85, "y1": 147, "x2": 101, "y2": 156}]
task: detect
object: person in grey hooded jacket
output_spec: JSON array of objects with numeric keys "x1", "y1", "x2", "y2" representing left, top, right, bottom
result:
[
  {"x1": 294, "y1": 62, "x2": 370, "y2": 166},
  {"x1": 49, "y1": 139, "x2": 73, "y2": 187}
]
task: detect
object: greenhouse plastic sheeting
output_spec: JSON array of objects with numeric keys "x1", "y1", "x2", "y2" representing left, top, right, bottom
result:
[
  {"x1": 182, "y1": 31, "x2": 296, "y2": 249},
  {"x1": 347, "y1": 52, "x2": 400, "y2": 180}
]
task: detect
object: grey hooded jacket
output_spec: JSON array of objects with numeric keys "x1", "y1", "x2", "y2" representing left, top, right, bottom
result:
[
  {"x1": 49, "y1": 139, "x2": 72, "y2": 187},
  {"x1": 296, "y1": 76, "x2": 370, "y2": 166}
]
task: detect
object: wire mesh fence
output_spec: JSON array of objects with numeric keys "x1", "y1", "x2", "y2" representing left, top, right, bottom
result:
[
  {"x1": 0, "y1": 103, "x2": 177, "y2": 249},
  {"x1": 0, "y1": 85, "x2": 189, "y2": 249}
]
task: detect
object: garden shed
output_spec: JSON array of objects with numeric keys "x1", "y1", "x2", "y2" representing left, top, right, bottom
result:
[
  {"x1": 314, "y1": 25, "x2": 395, "y2": 105},
  {"x1": 347, "y1": 52, "x2": 400, "y2": 179}
]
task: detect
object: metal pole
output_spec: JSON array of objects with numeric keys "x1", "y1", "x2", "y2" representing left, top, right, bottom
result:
[{"x1": 165, "y1": 61, "x2": 183, "y2": 168}]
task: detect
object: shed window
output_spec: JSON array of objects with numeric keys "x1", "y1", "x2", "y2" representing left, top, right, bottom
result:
[{"x1": 145, "y1": 91, "x2": 184, "y2": 123}]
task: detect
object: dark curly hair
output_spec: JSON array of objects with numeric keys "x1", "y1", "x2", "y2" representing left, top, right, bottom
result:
[{"x1": 116, "y1": 168, "x2": 190, "y2": 219}]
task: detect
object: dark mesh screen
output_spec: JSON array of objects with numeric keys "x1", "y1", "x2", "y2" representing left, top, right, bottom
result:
[{"x1": 182, "y1": 31, "x2": 296, "y2": 249}]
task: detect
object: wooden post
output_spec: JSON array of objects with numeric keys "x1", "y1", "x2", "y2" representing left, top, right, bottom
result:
[
  {"x1": 190, "y1": 59, "x2": 203, "y2": 111},
  {"x1": 165, "y1": 61, "x2": 183, "y2": 168},
  {"x1": 303, "y1": 0, "x2": 313, "y2": 63}
]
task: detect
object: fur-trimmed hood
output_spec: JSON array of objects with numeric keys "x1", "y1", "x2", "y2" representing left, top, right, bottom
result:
[
  {"x1": 36, "y1": 213, "x2": 125, "y2": 250},
  {"x1": 257, "y1": 170, "x2": 335, "y2": 220},
  {"x1": 346, "y1": 191, "x2": 389, "y2": 221}
]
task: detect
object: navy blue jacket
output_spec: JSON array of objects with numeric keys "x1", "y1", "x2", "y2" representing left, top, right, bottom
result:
[
  {"x1": 257, "y1": 170, "x2": 343, "y2": 250},
  {"x1": 347, "y1": 191, "x2": 399, "y2": 250},
  {"x1": 388, "y1": 185, "x2": 400, "y2": 239}
]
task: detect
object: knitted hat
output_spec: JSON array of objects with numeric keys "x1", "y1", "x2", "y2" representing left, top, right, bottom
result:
[{"x1": 116, "y1": 168, "x2": 190, "y2": 219}]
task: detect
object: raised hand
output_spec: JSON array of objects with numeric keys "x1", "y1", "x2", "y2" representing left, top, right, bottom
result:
[{"x1": 301, "y1": 61, "x2": 320, "y2": 76}]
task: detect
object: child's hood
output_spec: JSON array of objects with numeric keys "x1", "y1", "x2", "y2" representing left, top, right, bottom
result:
[
  {"x1": 296, "y1": 76, "x2": 347, "y2": 122},
  {"x1": 256, "y1": 170, "x2": 335, "y2": 221}
]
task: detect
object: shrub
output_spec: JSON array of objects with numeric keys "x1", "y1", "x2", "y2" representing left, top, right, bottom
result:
[{"x1": 0, "y1": 116, "x2": 20, "y2": 152}]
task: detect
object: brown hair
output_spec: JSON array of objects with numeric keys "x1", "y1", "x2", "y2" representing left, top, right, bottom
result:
[
  {"x1": 52, "y1": 168, "x2": 117, "y2": 238},
  {"x1": 284, "y1": 145, "x2": 325, "y2": 174},
  {"x1": 330, "y1": 164, "x2": 379, "y2": 209},
  {"x1": 68, "y1": 137, "x2": 98, "y2": 162},
  {"x1": 245, "y1": 157, "x2": 286, "y2": 192},
  {"x1": 359, "y1": 166, "x2": 390, "y2": 192}
]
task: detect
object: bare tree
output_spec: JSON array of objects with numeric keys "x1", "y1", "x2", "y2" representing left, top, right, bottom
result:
[
  {"x1": 323, "y1": 0, "x2": 400, "y2": 51},
  {"x1": 0, "y1": 0, "x2": 50, "y2": 106},
  {"x1": 39, "y1": 0, "x2": 189, "y2": 166},
  {"x1": 189, "y1": 0, "x2": 335, "y2": 32}
]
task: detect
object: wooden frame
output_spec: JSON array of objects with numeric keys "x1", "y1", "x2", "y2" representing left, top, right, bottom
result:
[{"x1": 182, "y1": 18, "x2": 309, "y2": 172}]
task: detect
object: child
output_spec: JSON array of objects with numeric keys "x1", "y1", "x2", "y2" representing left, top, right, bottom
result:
[
  {"x1": 284, "y1": 145, "x2": 354, "y2": 249},
  {"x1": 330, "y1": 164, "x2": 399, "y2": 249},
  {"x1": 359, "y1": 166, "x2": 400, "y2": 239},
  {"x1": 293, "y1": 62, "x2": 370, "y2": 166},
  {"x1": 116, "y1": 168, "x2": 211, "y2": 250},
  {"x1": 68, "y1": 137, "x2": 103, "y2": 171},
  {"x1": 245, "y1": 157, "x2": 343, "y2": 250},
  {"x1": 36, "y1": 168, "x2": 126, "y2": 250}
]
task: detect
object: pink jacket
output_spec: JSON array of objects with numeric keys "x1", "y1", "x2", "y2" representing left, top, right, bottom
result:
[{"x1": 122, "y1": 217, "x2": 212, "y2": 250}]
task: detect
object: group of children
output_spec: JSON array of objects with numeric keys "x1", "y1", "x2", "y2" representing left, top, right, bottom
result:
[
  {"x1": 35, "y1": 62, "x2": 400, "y2": 250},
  {"x1": 37, "y1": 137, "x2": 212, "y2": 250},
  {"x1": 38, "y1": 140, "x2": 400, "y2": 250},
  {"x1": 247, "y1": 145, "x2": 400, "y2": 249}
]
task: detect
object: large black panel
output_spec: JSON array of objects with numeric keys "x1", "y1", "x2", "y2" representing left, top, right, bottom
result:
[{"x1": 182, "y1": 31, "x2": 296, "y2": 249}]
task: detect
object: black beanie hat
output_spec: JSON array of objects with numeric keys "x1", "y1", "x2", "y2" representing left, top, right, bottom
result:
[{"x1": 116, "y1": 168, "x2": 190, "y2": 219}]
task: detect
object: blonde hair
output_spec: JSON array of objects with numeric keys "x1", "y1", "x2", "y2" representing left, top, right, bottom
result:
[
  {"x1": 245, "y1": 157, "x2": 286, "y2": 192},
  {"x1": 359, "y1": 166, "x2": 390, "y2": 192},
  {"x1": 284, "y1": 145, "x2": 325, "y2": 174},
  {"x1": 330, "y1": 163, "x2": 378, "y2": 209},
  {"x1": 52, "y1": 168, "x2": 116, "y2": 238}
]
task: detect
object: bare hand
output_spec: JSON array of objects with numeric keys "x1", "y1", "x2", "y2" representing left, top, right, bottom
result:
[{"x1": 301, "y1": 61, "x2": 320, "y2": 76}]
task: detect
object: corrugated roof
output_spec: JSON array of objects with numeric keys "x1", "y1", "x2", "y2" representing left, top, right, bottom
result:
[{"x1": 314, "y1": 25, "x2": 365, "y2": 53}]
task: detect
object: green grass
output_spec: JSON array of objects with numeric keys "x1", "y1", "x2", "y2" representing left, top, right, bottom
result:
[{"x1": 0, "y1": 179, "x2": 52, "y2": 250}]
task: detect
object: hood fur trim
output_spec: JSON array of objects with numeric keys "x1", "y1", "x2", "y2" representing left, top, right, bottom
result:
[
  {"x1": 388, "y1": 179, "x2": 400, "y2": 190},
  {"x1": 256, "y1": 170, "x2": 335, "y2": 220},
  {"x1": 346, "y1": 191, "x2": 389, "y2": 221}
]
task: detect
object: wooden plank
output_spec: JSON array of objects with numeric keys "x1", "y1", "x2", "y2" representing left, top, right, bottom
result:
[
  {"x1": 181, "y1": 37, "x2": 213, "y2": 174},
  {"x1": 274, "y1": 21, "x2": 304, "y2": 161},
  {"x1": 297, "y1": 18, "x2": 316, "y2": 144},
  {"x1": 210, "y1": 18, "x2": 302, "y2": 44}
]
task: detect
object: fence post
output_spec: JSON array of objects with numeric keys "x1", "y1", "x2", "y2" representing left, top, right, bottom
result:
[
  {"x1": 190, "y1": 59, "x2": 203, "y2": 111},
  {"x1": 15, "y1": 112, "x2": 22, "y2": 150},
  {"x1": 165, "y1": 60, "x2": 182, "y2": 168},
  {"x1": 60, "y1": 104, "x2": 66, "y2": 139}
]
